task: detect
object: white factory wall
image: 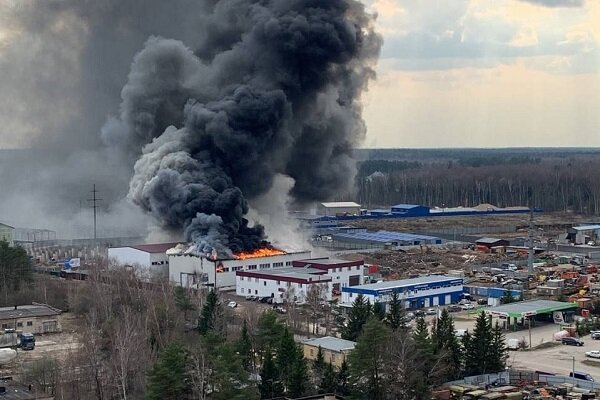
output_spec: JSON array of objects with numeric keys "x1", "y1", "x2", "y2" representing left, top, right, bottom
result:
[
  {"x1": 236, "y1": 275, "x2": 332, "y2": 304},
  {"x1": 323, "y1": 264, "x2": 365, "y2": 290},
  {"x1": 108, "y1": 248, "x2": 169, "y2": 281},
  {"x1": 170, "y1": 251, "x2": 312, "y2": 289}
]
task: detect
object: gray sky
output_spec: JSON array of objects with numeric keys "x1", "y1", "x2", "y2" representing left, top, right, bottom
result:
[
  {"x1": 0, "y1": 0, "x2": 599, "y2": 149},
  {"x1": 361, "y1": 0, "x2": 600, "y2": 148}
]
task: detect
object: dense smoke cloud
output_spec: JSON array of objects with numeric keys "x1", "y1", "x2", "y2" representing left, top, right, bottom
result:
[
  {"x1": 0, "y1": 1, "x2": 380, "y2": 251},
  {"x1": 103, "y1": 0, "x2": 381, "y2": 255}
]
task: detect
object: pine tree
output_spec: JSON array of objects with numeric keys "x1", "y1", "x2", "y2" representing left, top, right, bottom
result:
[
  {"x1": 373, "y1": 302, "x2": 386, "y2": 321},
  {"x1": 336, "y1": 359, "x2": 350, "y2": 396},
  {"x1": 488, "y1": 323, "x2": 508, "y2": 373},
  {"x1": 386, "y1": 291, "x2": 406, "y2": 330},
  {"x1": 413, "y1": 316, "x2": 432, "y2": 352},
  {"x1": 255, "y1": 310, "x2": 284, "y2": 358},
  {"x1": 320, "y1": 362, "x2": 337, "y2": 394},
  {"x1": 198, "y1": 289, "x2": 220, "y2": 335},
  {"x1": 342, "y1": 294, "x2": 373, "y2": 341},
  {"x1": 146, "y1": 343, "x2": 188, "y2": 400},
  {"x1": 288, "y1": 348, "x2": 309, "y2": 398},
  {"x1": 173, "y1": 286, "x2": 195, "y2": 320},
  {"x1": 277, "y1": 327, "x2": 299, "y2": 391},
  {"x1": 314, "y1": 345, "x2": 326, "y2": 372},
  {"x1": 464, "y1": 312, "x2": 493, "y2": 375},
  {"x1": 236, "y1": 319, "x2": 253, "y2": 370},
  {"x1": 259, "y1": 351, "x2": 283, "y2": 399},
  {"x1": 433, "y1": 308, "x2": 462, "y2": 379},
  {"x1": 348, "y1": 318, "x2": 391, "y2": 400}
]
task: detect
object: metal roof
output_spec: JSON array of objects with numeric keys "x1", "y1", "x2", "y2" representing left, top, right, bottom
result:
[
  {"x1": 0, "y1": 222, "x2": 15, "y2": 229},
  {"x1": 126, "y1": 242, "x2": 182, "y2": 253},
  {"x1": 320, "y1": 202, "x2": 361, "y2": 208},
  {"x1": 345, "y1": 275, "x2": 461, "y2": 291},
  {"x1": 238, "y1": 267, "x2": 329, "y2": 282},
  {"x1": 483, "y1": 300, "x2": 576, "y2": 318},
  {"x1": 0, "y1": 304, "x2": 61, "y2": 320},
  {"x1": 572, "y1": 225, "x2": 600, "y2": 231},
  {"x1": 391, "y1": 204, "x2": 423, "y2": 209},
  {"x1": 334, "y1": 230, "x2": 440, "y2": 243},
  {"x1": 476, "y1": 237, "x2": 507, "y2": 244},
  {"x1": 303, "y1": 336, "x2": 356, "y2": 352}
]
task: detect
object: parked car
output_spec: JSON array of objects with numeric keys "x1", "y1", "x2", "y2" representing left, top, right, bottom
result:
[
  {"x1": 426, "y1": 308, "x2": 437, "y2": 315},
  {"x1": 414, "y1": 310, "x2": 425, "y2": 318},
  {"x1": 490, "y1": 378, "x2": 507, "y2": 387},
  {"x1": 405, "y1": 312, "x2": 416, "y2": 320},
  {"x1": 447, "y1": 305, "x2": 462, "y2": 313},
  {"x1": 562, "y1": 337, "x2": 584, "y2": 346},
  {"x1": 259, "y1": 297, "x2": 270, "y2": 303},
  {"x1": 461, "y1": 303, "x2": 475, "y2": 310},
  {"x1": 227, "y1": 301, "x2": 238, "y2": 308},
  {"x1": 586, "y1": 350, "x2": 600, "y2": 359},
  {"x1": 570, "y1": 371, "x2": 595, "y2": 381},
  {"x1": 245, "y1": 295, "x2": 256, "y2": 301},
  {"x1": 591, "y1": 331, "x2": 600, "y2": 340}
]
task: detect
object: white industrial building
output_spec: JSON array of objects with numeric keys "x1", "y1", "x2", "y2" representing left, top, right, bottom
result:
[
  {"x1": 235, "y1": 257, "x2": 366, "y2": 303},
  {"x1": 236, "y1": 267, "x2": 332, "y2": 304},
  {"x1": 108, "y1": 242, "x2": 180, "y2": 280},
  {"x1": 317, "y1": 202, "x2": 361, "y2": 216},
  {"x1": 168, "y1": 249, "x2": 312, "y2": 290},
  {"x1": 291, "y1": 258, "x2": 366, "y2": 293},
  {"x1": 341, "y1": 275, "x2": 464, "y2": 310}
]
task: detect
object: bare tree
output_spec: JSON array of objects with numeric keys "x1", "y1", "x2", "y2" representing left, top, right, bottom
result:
[{"x1": 306, "y1": 283, "x2": 328, "y2": 335}]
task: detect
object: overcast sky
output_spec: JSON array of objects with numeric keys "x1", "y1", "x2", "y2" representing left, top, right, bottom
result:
[
  {"x1": 362, "y1": 0, "x2": 600, "y2": 148},
  {"x1": 0, "y1": 0, "x2": 599, "y2": 149}
]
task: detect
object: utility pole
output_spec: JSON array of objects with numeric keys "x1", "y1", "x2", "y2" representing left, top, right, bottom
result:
[{"x1": 87, "y1": 184, "x2": 102, "y2": 240}]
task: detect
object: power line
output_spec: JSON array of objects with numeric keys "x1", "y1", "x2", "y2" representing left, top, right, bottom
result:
[{"x1": 87, "y1": 184, "x2": 103, "y2": 240}]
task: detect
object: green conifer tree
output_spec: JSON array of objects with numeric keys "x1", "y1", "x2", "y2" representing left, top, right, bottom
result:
[
  {"x1": 342, "y1": 294, "x2": 373, "y2": 341},
  {"x1": 198, "y1": 289, "x2": 220, "y2": 335},
  {"x1": 433, "y1": 308, "x2": 463, "y2": 379},
  {"x1": 488, "y1": 323, "x2": 508, "y2": 373},
  {"x1": 259, "y1": 351, "x2": 283, "y2": 399},
  {"x1": 386, "y1": 291, "x2": 406, "y2": 330},
  {"x1": 464, "y1": 312, "x2": 493, "y2": 375},
  {"x1": 236, "y1": 319, "x2": 253, "y2": 369},
  {"x1": 146, "y1": 343, "x2": 188, "y2": 400},
  {"x1": 288, "y1": 348, "x2": 309, "y2": 398}
]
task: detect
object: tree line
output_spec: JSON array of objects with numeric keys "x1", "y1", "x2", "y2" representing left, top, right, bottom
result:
[{"x1": 355, "y1": 158, "x2": 600, "y2": 213}]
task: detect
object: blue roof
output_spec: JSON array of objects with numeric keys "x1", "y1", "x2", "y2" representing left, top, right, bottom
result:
[
  {"x1": 333, "y1": 230, "x2": 440, "y2": 243},
  {"x1": 343, "y1": 275, "x2": 463, "y2": 294},
  {"x1": 391, "y1": 204, "x2": 423, "y2": 209}
]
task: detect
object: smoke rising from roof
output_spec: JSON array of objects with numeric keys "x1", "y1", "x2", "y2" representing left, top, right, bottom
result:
[
  {"x1": 103, "y1": 0, "x2": 381, "y2": 255},
  {"x1": 0, "y1": 1, "x2": 380, "y2": 249}
]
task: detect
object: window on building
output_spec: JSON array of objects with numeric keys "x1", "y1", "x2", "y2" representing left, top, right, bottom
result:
[
  {"x1": 310, "y1": 349, "x2": 314, "y2": 356},
  {"x1": 356, "y1": 265, "x2": 361, "y2": 270},
  {"x1": 1, "y1": 324, "x2": 7, "y2": 329},
  {"x1": 273, "y1": 262, "x2": 283, "y2": 268},
  {"x1": 347, "y1": 266, "x2": 351, "y2": 271},
  {"x1": 287, "y1": 282, "x2": 291, "y2": 287},
  {"x1": 260, "y1": 263, "x2": 270, "y2": 269},
  {"x1": 286, "y1": 261, "x2": 292, "y2": 266},
  {"x1": 223, "y1": 267, "x2": 230, "y2": 272},
  {"x1": 248, "y1": 265, "x2": 257, "y2": 270},
  {"x1": 299, "y1": 283, "x2": 303, "y2": 288},
  {"x1": 240, "y1": 277, "x2": 244, "y2": 281},
  {"x1": 277, "y1": 280, "x2": 280, "y2": 285},
  {"x1": 263, "y1": 281, "x2": 267, "y2": 286},
  {"x1": 255, "y1": 290, "x2": 258, "y2": 295},
  {"x1": 17, "y1": 322, "x2": 22, "y2": 327},
  {"x1": 331, "y1": 355, "x2": 336, "y2": 363},
  {"x1": 255, "y1": 278, "x2": 259, "y2": 283}
]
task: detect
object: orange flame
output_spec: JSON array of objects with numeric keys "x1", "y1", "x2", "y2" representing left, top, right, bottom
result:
[{"x1": 234, "y1": 247, "x2": 286, "y2": 260}]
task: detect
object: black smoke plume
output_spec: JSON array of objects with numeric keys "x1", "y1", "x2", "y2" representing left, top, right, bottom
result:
[{"x1": 106, "y1": 0, "x2": 381, "y2": 255}]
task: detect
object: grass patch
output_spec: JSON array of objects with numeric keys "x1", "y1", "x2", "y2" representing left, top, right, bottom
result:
[
  {"x1": 523, "y1": 341, "x2": 561, "y2": 351},
  {"x1": 581, "y1": 359, "x2": 600, "y2": 368}
]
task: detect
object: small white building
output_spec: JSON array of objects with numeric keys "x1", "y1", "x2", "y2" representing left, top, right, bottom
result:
[
  {"x1": 341, "y1": 275, "x2": 464, "y2": 310},
  {"x1": 108, "y1": 242, "x2": 180, "y2": 281},
  {"x1": 317, "y1": 202, "x2": 361, "y2": 216},
  {"x1": 169, "y1": 250, "x2": 312, "y2": 290},
  {"x1": 236, "y1": 267, "x2": 332, "y2": 304},
  {"x1": 292, "y1": 258, "x2": 366, "y2": 293}
]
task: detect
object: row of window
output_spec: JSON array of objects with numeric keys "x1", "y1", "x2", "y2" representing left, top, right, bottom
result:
[
  {"x1": 217, "y1": 261, "x2": 294, "y2": 273},
  {"x1": 1, "y1": 321, "x2": 33, "y2": 329},
  {"x1": 330, "y1": 265, "x2": 362, "y2": 273},
  {"x1": 239, "y1": 276, "x2": 308, "y2": 288}
]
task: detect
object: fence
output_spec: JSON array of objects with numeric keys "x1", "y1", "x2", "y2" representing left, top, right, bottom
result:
[{"x1": 449, "y1": 370, "x2": 600, "y2": 391}]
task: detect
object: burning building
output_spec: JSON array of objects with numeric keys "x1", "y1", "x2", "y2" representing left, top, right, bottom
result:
[{"x1": 167, "y1": 245, "x2": 311, "y2": 290}]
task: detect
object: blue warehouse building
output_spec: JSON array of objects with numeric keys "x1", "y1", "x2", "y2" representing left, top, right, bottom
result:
[
  {"x1": 332, "y1": 230, "x2": 444, "y2": 250},
  {"x1": 341, "y1": 275, "x2": 464, "y2": 310},
  {"x1": 390, "y1": 204, "x2": 430, "y2": 216}
]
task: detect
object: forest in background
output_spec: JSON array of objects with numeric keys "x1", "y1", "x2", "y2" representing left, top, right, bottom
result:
[{"x1": 352, "y1": 148, "x2": 600, "y2": 214}]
